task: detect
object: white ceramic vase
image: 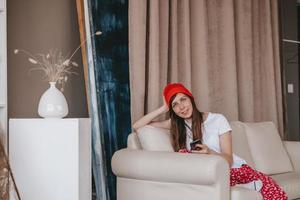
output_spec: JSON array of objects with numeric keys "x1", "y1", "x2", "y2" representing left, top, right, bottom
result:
[{"x1": 38, "y1": 82, "x2": 68, "y2": 118}]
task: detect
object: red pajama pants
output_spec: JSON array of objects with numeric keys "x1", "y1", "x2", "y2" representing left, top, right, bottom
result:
[
  {"x1": 230, "y1": 164, "x2": 287, "y2": 200},
  {"x1": 178, "y1": 149, "x2": 288, "y2": 200}
]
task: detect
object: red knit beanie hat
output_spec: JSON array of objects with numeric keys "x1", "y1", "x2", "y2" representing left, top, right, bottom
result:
[{"x1": 163, "y1": 83, "x2": 194, "y2": 106}]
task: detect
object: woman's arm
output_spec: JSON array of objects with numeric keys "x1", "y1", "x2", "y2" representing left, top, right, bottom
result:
[
  {"x1": 214, "y1": 132, "x2": 233, "y2": 166},
  {"x1": 132, "y1": 104, "x2": 170, "y2": 131},
  {"x1": 191, "y1": 131, "x2": 233, "y2": 166}
]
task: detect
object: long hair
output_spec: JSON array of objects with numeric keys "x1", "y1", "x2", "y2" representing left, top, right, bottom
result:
[{"x1": 169, "y1": 94, "x2": 204, "y2": 152}]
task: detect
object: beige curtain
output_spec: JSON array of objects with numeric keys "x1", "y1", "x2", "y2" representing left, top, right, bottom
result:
[{"x1": 129, "y1": 0, "x2": 283, "y2": 136}]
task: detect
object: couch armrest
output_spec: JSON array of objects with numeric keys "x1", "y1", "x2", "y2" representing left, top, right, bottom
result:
[
  {"x1": 283, "y1": 141, "x2": 300, "y2": 172},
  {"x1": 112, "y1": 149, "x2": 229, "y2": 185}
]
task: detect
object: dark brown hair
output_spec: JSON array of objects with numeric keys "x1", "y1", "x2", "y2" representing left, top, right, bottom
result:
[{"x1": 169, "y1": 94, "x2": 204, "y2": 151}]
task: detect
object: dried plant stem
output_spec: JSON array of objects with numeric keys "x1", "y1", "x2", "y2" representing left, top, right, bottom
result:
[
  {"x1": 14, "y1": 30, "x2": 101, "y2": 91},
  {"x1": 67, "y1": 31, "x2": 102, "y2": 62},
  {"x1": 0, "y1": 141, "x2": 21, "y2": 200}
]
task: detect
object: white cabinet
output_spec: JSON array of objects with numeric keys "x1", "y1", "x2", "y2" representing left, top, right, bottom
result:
[
  {"x1": 0, "y1": 0, "x2": 6, "y2": 148},
  {"x1": 9, "y1": 118, "x2": 91, "y2": 200}
]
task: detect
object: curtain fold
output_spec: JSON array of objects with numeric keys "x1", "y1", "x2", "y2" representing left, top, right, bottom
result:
[{"x1": 129, "y1": 0, "x2": 284, "y2": 135}]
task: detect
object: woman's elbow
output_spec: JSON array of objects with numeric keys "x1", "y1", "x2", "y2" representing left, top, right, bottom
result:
[
  {"x1": 132, "y1": 123, "x2": 138, "y2": 132},
  {"x1": 227, "y1": 156, "x2": 233, "y2": 167},
  {"x1": 228, "y1": 160, "x2": 233, "y2": 167},
  {"x1": 132, "y1": 122, "x2": 145, "y2": 132},
  {"x1": 222, "y1": 154, "x2": 233, "y2": 167}
]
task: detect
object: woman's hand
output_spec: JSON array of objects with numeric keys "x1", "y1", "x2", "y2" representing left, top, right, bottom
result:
[{"x1": 191, "y1": 144, "x2": 211, "y2": 154}]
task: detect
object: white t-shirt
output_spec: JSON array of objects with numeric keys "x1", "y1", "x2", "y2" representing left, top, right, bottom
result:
[{"x1": 185, "y1": 112, "x2": 246, "y2": 168}]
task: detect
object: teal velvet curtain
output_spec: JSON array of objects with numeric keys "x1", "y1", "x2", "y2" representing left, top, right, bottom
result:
[{"x1": 86, "y1": 0, "x2": 131, "y2": 199}]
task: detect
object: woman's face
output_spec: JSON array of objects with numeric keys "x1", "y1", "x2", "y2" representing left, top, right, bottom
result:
[{"x1": 171, "y1": 93, "x2": 193, "y2": 119}]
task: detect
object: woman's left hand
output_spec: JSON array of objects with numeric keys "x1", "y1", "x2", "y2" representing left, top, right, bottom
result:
[{"x1": 191, "y1": 144, "x2": 211, "y2": 154}]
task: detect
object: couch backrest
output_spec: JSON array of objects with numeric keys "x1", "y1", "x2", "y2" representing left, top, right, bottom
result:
[
  {"x1": 128, "y1": 121, "x2": 294, "y2": 175},
  {"x1": 230, "y1": 121, "x2": 256, "y2": 168},
  {"x1": 129, "y1": 122, "x2": 256, "y2": 168},
  {"x1": 128, "y1": 125, "x2": 173, "y2": 151},
  {"x1": 242, "y1": 121, "x2": 293, "y2": 175}
]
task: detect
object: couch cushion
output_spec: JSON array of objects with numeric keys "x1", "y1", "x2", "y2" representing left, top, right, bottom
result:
[
  {"x1": 136, "y1": 125, "x2": 174, "y2": 151},
  {"x1": 271, "y1": 172, "x2": 300, "y2": 200},
  {"x1": 230, "y1": 121, "x2": 255, "y2": 168},
  {"x1": 231, "y1": 186, "x2": 262, "y2": 200},
  {"x1": 244, "y1": 122, "x2": 293, "y2": 175},
  {"x1": 283, "y1": 141, "x2": 300, "y2": 172},
  {"x1": 127, "y1": 133, "x2": 142, "y2": 149}
]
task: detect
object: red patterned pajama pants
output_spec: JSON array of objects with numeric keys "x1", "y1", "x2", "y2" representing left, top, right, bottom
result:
[{"x1": 230, "y1": 164, "x2": 288, "y2": 200}]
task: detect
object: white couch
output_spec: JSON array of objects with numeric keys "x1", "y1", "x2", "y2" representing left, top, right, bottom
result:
[{"x1": 112, "y1": 121, "x2": 300, "y2": 200}]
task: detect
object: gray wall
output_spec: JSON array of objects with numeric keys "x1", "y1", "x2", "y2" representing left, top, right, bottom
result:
[
  {"x1": 281, "y1": 0, "x2": 300, "y2": 140},
  {"x1": 7, "y1": 0, "x2": 88, "y2": 118}
]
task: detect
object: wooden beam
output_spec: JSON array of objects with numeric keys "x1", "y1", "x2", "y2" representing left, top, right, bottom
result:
[{"x1": 76, "y1": 0, "x2": 91, "y2": 115}]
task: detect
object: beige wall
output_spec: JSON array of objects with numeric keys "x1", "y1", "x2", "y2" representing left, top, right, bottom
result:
[{"x1": 7, "y1": 0, "x2": 88, "y2": 118}]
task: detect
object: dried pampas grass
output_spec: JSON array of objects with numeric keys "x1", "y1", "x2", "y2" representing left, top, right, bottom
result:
[
  {"x1": 0, "y1": 140, "x2": 21, "y2": 200},
  {"x1": 14, "y1": 31, "x2": 102, "y2": 92}
]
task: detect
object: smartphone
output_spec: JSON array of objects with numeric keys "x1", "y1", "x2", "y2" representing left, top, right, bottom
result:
[{"x1": 190, "y1": 139, "x2": 202, "y2": 150}]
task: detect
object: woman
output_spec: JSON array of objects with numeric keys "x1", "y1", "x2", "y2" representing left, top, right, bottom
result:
[{"x1": 133, "y1": 83, "x2": 287, "y2": 200}]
